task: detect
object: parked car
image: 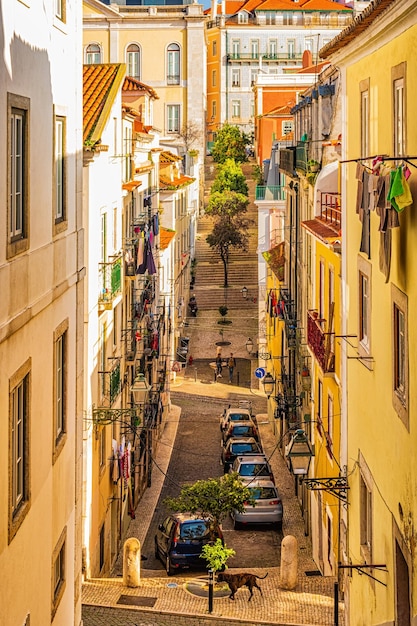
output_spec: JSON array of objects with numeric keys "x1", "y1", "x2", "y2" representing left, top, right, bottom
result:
[
  {"x1": 221, "y1": 437, "x2": 262, "y2": 473},
  {"x1": 222, "y1": 421, "x2": 259, "y2": 445},
  {"x1": 220, "y1": 407, "x2": 254, "y2": 432},
  {"x1": 154, "y1": 513, "x2": 223, "y2": 575},
  {"x1": 230, "y1": 454, "x2": 274, "y2": 484},
  {"x1": 231, "y1": 479, "x2": 283, "y2": 531}
]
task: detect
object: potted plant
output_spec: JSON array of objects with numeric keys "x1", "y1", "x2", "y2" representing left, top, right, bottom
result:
[{"x1": 307, "y1": 159, "x2": 320, "y2": 173}]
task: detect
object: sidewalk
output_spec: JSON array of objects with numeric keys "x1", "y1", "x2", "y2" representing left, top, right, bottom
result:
[{"x1": 82, "y1": 366, "x2": 344, "y2": 625}]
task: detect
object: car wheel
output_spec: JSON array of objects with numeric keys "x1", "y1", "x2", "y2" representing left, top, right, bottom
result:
[
  {"x1": 166, "y1": 555, "x2": 174, "y2": 576},
  {"x1": 276, "y1": 520, "x2": 283, "y2": 533},
  {"x1": 233, "y1": 519, "x2": 241, "y2": 530}
]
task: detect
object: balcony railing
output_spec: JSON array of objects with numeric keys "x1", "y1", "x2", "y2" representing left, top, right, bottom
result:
[
  {"x1": 295, "y1": 142, "x2": 309, "y2": 173},
  {"x1": 98, "y1": 256, "x2": 122, "y2": 308},
  {"x1": 167, "y1": 74, "x2": 180, "y2": 85},
  {"x1": 227, "y1": 52, "x2": 302, "y2": 62},
  {"x1": 307, "y1": 310, "x2": 335, "y2": 373},
  {"x1": 99, "y1": 360, "x2": 121, "y2": 406},
  {"x1": 320, "y1": 192, "x2": 341, "y2": 230},
  {"x1": 279, "y1": 147, "x2": 296, "y2": 177},
  {"x1": 255, "y1": 186, "x2": 285, "y2": 201}
]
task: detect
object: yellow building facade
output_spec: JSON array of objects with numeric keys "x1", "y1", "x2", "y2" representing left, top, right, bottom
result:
[{"x1": 321, "y1": 1, "x2": 417, "y2": 623}]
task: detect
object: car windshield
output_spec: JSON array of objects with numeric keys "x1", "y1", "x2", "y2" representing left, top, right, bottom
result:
[
  {"x1": 229, "y1": 413, "x2": 249, "y2": 421},
  {"x1": 231, "y1": 426, "x2": 253, "y2": 436},
  {"x1": 179, "y1": 521, "x2": 209, "y2": 540},
  {"x1": 231, "y1": 442, "x2": 258, "y2": 454},
  {"x1": 250, "y1": 487, "x2": 277, "y2": 500},
  {"x1": 239, "y1": 463, "x2": 269, "y2": 477}
]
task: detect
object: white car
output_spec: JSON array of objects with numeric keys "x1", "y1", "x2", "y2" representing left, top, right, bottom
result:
[
  {"x1": 231, "y1": 479, "x2": 283, "y2": 531},
  {"x1": 220, "y1": 401, "x2": 254, "y2": 431}
]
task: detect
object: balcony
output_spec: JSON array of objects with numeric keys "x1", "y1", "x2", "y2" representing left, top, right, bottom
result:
[
  {"x1": 307, "y1": 310, "x2": 335, "y2": 373},
  {"x1": 320, "y1": 192, "x2": 341, "y2": 230},
  {"x1": 279, "y1": 147, "x2": 296, "y2": 177},
  {"x1": 99, "y1": 359, "x2": 121, "y2": 406},
  {"x1": 255, "y1": 186, "x2": 285, "y2": 201},
  {"x1": 98, "y1": 256, "x2": 122, "y2": 309},
  {"x1": 295, "y1": 142, "x2": 309, "y2": 173},
  {"x1": 226, "y1": 52, "x2": 302, "y2": 63}
]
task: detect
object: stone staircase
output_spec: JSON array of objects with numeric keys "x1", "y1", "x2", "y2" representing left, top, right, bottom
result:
[{"x1": 192, "y1": 159, "x2": 259, "y2": 312}]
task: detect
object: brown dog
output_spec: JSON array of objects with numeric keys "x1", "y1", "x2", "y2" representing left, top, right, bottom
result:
[{"x1": 217, "y1": 571, "x2": 268, "y2": 601}]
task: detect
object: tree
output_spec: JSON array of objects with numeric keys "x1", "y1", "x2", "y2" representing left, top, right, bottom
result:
[
  {"x1": 164, "y1": 473, "x2": 254, "y2": 540},
  {"x1": 210, "y1": 159, "x2": 248, "y2": 196},
  {"x1": 201, "y1": 539, "x2": 235, "y2": 572},
  {"x1": 211, "y1": 124, "x2": 248, "y2": 164},
  {"x1": 206, "y1": 190, "x2": 249, "y2": 218},
  {"x1": 178, "y1": 121, "x2": 203, "y2": 153},
  {"x1": 206, "y1": 214, "x2": 251, "y2": 287}
]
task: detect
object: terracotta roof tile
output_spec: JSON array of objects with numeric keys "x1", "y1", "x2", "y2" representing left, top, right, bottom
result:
[
  {"x1": 159, "y1": 227, "x2": 176, "y2": 251},
  {"x1": 122, "y1": 181, "x2": 142, "y2": 192},
  {"x1": 83, "y1": 63, "x2": 126, "y2": 144},
  {"x1": 122, "y1": 76, "x2": 159, "y2": 99},
  {"x1": 301, "y1": 218, "x2": 341, "y2": 241},
  {"x1": 160, "y1": 151, "x2": 182, "y2": 163},
  {"x1": 159, "y1": 174, "x2": 195, "y2": 189}
]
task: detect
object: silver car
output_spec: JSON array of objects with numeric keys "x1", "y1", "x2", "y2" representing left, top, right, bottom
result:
[
  {"x1": 231, "y1": 479, "x2": 283, "y2": 531},
  {"x1": 229, "y1": 454, "x2": 274, "y2": 483}
]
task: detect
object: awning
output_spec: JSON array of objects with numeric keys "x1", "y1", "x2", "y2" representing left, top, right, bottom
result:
[{"x1": 122, "y1": 180, "x2": 142, "y2": 192}]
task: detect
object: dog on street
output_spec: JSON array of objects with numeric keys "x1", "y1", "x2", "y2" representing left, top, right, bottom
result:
[{"x1": 217, "y1": 571, "x2": 268, "y2": 601}]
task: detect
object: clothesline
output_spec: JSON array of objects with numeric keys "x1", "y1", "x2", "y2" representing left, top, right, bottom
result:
[{"x1": 340, "y1": 154, "x2": 417, "y2": 168}]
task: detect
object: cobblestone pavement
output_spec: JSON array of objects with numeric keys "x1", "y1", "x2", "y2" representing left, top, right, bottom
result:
[{"x1": 83, "y1": 359, "x2": 344, "y2": 625}]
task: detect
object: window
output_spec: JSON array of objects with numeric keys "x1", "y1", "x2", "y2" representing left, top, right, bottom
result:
[
  {"x1": 212, "y1": 69, "x2": 216, "y2": 87},
  {"x1": 231, "y1": 100, "x2": 241, "y2": 118},
  {"x1": 319, "y1": 259, "x2": 325, "y2": 321},
  {"x1": 8, "y1": 93, "x2": 29, "y2": 257},
  {"x1": 287, "y1": 39, "x2": 296, "y2": 59},
  {"x1": 326, "y1": 394, "x2": 333, "y2": 455},
  {"x1": 305, "y1": 37, "x2": 313, "y2": 52},
  {"x1": 54, "y1": 321, "x2": 68, "y2": 454},
  {"x1": 212, "y1": 40, "x2": 217, "y2": 56},
  {"x1": 126, "y1": 44, "x2": 140, "y2": 80},
  {"x1": 250, "y1": 39, "x2": 259, "y2": 59},
  {"x1": 251, "y1": 69, "x2": 258, "y2": 86},
  {"x1": 167, "y1": 43, "x2": 180, "y2": 85},
  {"x1": 9, "y1": 359, "x2": 31, "y2": 542},
  {"x1": 51, "y1": 528, "x2": 66, "y2": 618},
  {"x1": 360, "y1": 472, "x2": 372, "y2": 561},
  {"x1": 360, "y1": 79, "x2": 369, "y2": 158},
  {"x1": 99, "y1": 524, "x2": 105, "y2": 571},
  {"x1": 99, "y1": 427, "x2": 106, "y2": 469},
  {"x1": 268, "y1": 39, "x2": 277, "y2": 58},
  {"x1": 212, "y1": 100, "x2": 216, "y2": 118},
  {"x1": 85, "y1": 43, "x2": 101, "y2": 64},
  {"x1": 54, "y1": 116, "x2": 66, "y2": 224},
  {"x1": 392, "y1": 284, "x2": 408, "y2": 426},
  {"x1": 392, "y1": 63, "x2": 406, "y2": 157},
  {"x1": 55, "y1": 0, "x2": 65, "y2": 21},
  {"x1": 358, "y1": 256, "x2": 371, "y2": 365},
  {"x1": 123, "y1": 126, "x2": 132, "y2": 182},
  {"x1": 232, "y1": 68, "x2": 240, "y2": 88},
  {"x1": 282, "y1": 120, "x2": 293, "y2": 136},
  {"x1": 231, "y1": 39, "x2": 240, "y2": 58},
  {"x1": 317, "y1": 378, "x2": 323, "y2": 434},
  {"x1": 238, "y1": 11, "x2": 248, "y2": 23},
  {"x1": 167, "y1": 104, "x2": 180, "y2": 133}
]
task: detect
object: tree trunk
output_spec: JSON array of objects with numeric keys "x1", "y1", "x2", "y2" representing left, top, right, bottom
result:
[{"x1": 221, "y1": 248, "x2": 229, "y2": 287}]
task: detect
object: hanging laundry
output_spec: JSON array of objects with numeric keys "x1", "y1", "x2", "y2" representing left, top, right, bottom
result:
[
  {"x1": 136, "y1": 233, "x2": 145, "y2": 271},
  {"x1": 153, "y1": 213, "x2": 159, "y2": 236},
  {"x1": 388, "y1": 166, "x2": 413, "y2": 212}
]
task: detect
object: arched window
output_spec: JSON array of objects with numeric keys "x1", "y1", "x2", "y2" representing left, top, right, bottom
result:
[
  {"x1": 85, "y1": 44, "x2": 102, "y2": 64},
  {"x1": 167, "y1": 43, "x2": 180, "y2": 85},
  {"x1": 126, "y1": 44, "x2": 140, "y2": 80}
]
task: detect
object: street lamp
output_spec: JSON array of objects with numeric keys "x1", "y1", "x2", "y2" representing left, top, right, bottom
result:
[
  {"x1": 262, "y1": 372, "x2": 275, "y2": 398},
  {"x1": 130, "y1": 373, "x2": 151, "y2": 405},
  {"x1": 245, "y1": 337, "x2": 254, "y2": 354},
  {"x1": 241, "y1": 286, "x2": 248, "y2": 300},
  {"x1": 285, "y1": 429, "x2": 314, "y2": 476}
]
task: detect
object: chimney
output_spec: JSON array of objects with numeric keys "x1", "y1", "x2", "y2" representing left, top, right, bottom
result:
[{"x1": 211, "y1": 0, "x2": 218, "y2": 19}]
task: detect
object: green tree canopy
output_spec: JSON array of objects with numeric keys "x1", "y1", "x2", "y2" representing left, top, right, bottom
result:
[
  {"x1": 164, "y1": 473, "x2": 254, "y2": 539},
  {"x1": 210, "y1": 159, "x2": 249, "y2": 196},
  {"x1": 211, "y1": 124, "x2": 248, "y2": 164},
  {"x1": 206, "y1": 190, "x2": 249, "y2": 218}
]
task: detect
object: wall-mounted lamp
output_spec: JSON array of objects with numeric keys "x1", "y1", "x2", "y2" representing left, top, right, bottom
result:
[
  {"x1": 245, "y1": 337, "x2": 254, "y2": 354},
  {"x1": 285, "y1": 429, "x2": 314, "y2": 476},
  {"x1": 262, "y1": 372, "x2": 275, "y2": 398},
  {"x1": 130, "y1": 373, "x2": 151, "y2": 405},
  {"x1": 241, "y1": 286, "x2": 248, "y2": 300}
]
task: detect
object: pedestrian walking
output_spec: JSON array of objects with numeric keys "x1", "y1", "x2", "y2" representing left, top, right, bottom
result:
[
  {"x1": 215, "y1": 354, "x2": 223, "y2": 378},
  {"x1": 227, "y1": 353, "x2": 236, "y2": 383}
]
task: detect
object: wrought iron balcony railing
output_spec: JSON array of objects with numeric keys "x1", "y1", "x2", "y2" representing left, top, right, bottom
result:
[
  {"x1": 320, "y1": 192, "x2": 341, "y2": 230},
  {"x1": 295, "y1": 142, "x2": 309, "y2": 173},
  {"x1": 226, "y1": 52, "x2": 302, "y2": 62},
  {"x1": 255, "y1": 186, "x2": 285, "y2": 201},
  {"x1": 99, "y1": 359, "x2": 121, "y2": 406},
  {"x1": 307, "y1": 310, "x2": 335, "y2": 373},
  {"x1": 98, "y1": 255, "x2": 122, "y2": 308},
  {"x1": 279, "y1": 147, "x2": 296, "y2": 177}
]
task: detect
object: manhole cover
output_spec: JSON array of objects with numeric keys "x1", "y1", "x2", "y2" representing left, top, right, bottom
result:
[
  {"x1": 117, "y1": 595, "x2": 157, "y2": 607},
  {"x1": 305, "y1": 570, "x2": 322, "y2": 577}
]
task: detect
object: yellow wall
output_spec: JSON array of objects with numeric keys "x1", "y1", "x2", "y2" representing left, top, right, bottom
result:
[{"x1": 344, "y1": 20, "x2": 417, "y2": 624}]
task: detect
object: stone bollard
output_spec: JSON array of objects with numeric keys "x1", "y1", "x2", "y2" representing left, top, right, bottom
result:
[
  {"x1": 123, "y1": 537, "x2": 141, "y2": 587},
  {"x1": 279, "y1": 535, "x2": 298, "y2": 590}
]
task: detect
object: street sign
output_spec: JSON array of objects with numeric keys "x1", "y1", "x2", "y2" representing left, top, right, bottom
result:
[{"x1": 255, "y1": 367, "x2": 266, "y2": 379}]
